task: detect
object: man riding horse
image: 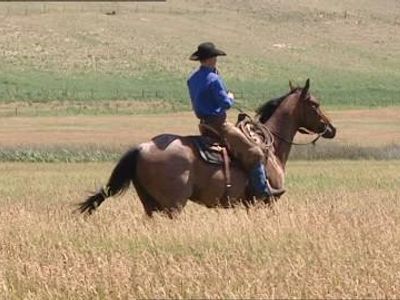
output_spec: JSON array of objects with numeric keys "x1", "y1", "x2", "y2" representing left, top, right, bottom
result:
[
  {"x1": 78, "y1": 42, "x2": 337, "y2": 217},
  {"x1": 187, "y1": 42, "x2": 285, "y2": 198}
]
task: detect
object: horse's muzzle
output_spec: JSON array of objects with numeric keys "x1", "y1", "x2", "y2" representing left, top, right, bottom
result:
[{"x1": 322, "y1": 123, "x2": 336, "y2": 139}]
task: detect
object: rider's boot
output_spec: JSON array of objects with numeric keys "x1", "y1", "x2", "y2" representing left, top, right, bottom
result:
[{"x1": 249, "y1": 162, "x2": 285, "y2": 198}]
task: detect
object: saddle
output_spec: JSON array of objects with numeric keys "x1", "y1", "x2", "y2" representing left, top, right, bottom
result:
[
  {"x1": 189, "y1": 125, "x2": 234, "y2": 200},
  {"x1": 189, "y1": 113, "x2": 275, "y2": 201},
  {"x1": 189, "y1": 113, "x2": 272, "y2": 201},
  {"x1": 189, "y1": 136, "x2": 227, "y2": 166},
  {"x1": 190, "y1": 113, "x2": 270, "y2": 166}
]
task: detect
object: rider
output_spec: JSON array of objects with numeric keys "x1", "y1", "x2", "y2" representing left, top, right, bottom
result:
[{"x1": 187, "y1": 42, "x2": 284, "y2": 198}]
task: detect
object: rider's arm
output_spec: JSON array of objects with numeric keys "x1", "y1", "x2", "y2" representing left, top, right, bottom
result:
[{"x1": 209, "y1": 77, "x2": 234, "y2": 109}]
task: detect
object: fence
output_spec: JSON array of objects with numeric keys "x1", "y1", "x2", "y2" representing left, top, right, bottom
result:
[
  {"x1": 0, "y1": 88, "x2": 271, "y2": 117},
  {"x1": 0, "y1": 2, "x2": 379, "y2": 25},
  {"x1": 0, "y1": 3, "x2": 215, "y2": 17},
  {"x1": 2, "y1": 87, "x2": 185, "y2": 102}
]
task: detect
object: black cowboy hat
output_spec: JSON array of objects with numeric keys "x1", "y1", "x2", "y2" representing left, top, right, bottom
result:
[{"x1": 189, "y1": 42, "x2": 227, "y2": 61}]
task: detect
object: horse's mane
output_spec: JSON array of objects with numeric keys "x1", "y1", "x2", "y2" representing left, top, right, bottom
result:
[{"x1": 256, "y1": 88, "x2": 299, "y2": 123}]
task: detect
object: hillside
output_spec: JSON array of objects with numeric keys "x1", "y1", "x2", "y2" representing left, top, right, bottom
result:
[{"x1": 0, "y1": 0, "x2": 399, "y2": 108}]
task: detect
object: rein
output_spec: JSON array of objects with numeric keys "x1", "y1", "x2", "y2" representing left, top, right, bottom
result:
[
  {"x1": 267, "y1": 124, "x2": 329, "y2": 146},
  {"x1": 234, "y1": 91, "x2": 331, "y2": 147},
  {"x1": 236, "y1": 110, "x2": 328, "y2": 148}
]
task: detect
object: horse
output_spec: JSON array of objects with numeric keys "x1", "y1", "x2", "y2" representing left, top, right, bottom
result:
[{"x1": 77, "y1": 79, "x2": 336, "y2": 217}]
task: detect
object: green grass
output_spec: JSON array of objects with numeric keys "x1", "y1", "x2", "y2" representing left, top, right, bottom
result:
[
  {"x1": 0, "y1": 69, "x2": 187, "y2": 103},
  {"x1": 1, "y1": 143, "x2": 399, "y2": 163},
  {"x1": 1, "y1": 65, "x2": 399, "y2": 111},
  {"x1": 0, "y1": 146, "x2": 120, "y2": 163},
  {"x1": 226, "y1": 61, "x2": 400, "y2": 108}
]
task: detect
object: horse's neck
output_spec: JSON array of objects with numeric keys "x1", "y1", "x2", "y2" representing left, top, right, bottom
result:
[{"x1": 264, "y1": 100, "x2": 300, "y2": 169}]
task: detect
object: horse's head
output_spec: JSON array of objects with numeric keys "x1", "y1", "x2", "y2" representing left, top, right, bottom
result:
[{"x1": 292, "y1": 79, "x2": 336, "y2": 139}]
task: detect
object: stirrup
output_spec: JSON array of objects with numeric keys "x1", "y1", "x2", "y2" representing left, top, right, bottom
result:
[{"x1": 265, "y1": 180, "x2": 286, "y2": 197}]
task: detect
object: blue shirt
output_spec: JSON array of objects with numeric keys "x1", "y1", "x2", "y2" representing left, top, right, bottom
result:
[{"x1": 187, "y1": 66, "x2": 234, "y2": 119}]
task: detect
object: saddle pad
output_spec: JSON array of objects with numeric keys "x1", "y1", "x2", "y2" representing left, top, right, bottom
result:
[{"x1": 189, "y1": 136, "x2": 225, "y2": 165}]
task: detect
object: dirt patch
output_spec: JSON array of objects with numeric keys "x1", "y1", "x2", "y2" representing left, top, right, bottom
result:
[
  {"x1": 0, "y1": 112, "x2": 196, "y2": 147},
  {"x1": 0, "y1": 108, "x2": 398, "y2": 148}
]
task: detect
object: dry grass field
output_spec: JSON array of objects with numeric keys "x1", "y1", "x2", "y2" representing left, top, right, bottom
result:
[
  {"x1": 1, "y1": 0, "x2": 399, "y2": 76},
  {"x1": 0, "y1": 107, "x2": 399, "y2": 298},
  {"x1": 0, "y1": 161, "x2": 399, "y2": 299}
]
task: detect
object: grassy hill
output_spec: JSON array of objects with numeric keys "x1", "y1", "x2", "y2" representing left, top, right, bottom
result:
[{"x1": 0, "y1": 0, "x2": 399, "y2": 110}]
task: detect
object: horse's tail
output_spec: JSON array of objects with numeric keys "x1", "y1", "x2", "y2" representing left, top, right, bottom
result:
[{"x1": 77, "y1": 147, "x2": 140, "y2": 215}]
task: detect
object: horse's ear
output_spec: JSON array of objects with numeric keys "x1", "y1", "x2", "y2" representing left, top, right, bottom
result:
[
  {"x1": 289, "y1": 80, "x2": 295, "y2": 92},
  {"x1": 300, "y1": 78, "x2": 310, "y2": 100}
]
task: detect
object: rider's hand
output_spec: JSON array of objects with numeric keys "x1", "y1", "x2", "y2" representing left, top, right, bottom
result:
[{"x1": 227, "y1": 91, "x2": 235, "y2": 99}]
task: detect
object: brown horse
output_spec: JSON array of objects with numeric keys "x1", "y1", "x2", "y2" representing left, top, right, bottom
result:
[{"x1": 78, "y1": 79, "x2": 336, "y2": 217}]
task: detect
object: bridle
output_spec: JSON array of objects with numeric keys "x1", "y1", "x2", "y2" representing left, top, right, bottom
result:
[
  {"x1": 268, "y1": 123, "x2": 329, "y2": 146},
  {"x1": 262, "y1": 96, "x2": 332, "y2": 146},
  {"x1": 236, "y1": 89, "x2": 332, "y2": 148}
]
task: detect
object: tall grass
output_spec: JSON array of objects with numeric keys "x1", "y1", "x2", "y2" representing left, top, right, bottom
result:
[{"x1": 0, "y1": 161, "x2": 399, "y2": 298}]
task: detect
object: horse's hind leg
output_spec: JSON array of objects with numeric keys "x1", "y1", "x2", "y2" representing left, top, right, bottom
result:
[
  {"x1": 133, "y1": 181, "x2": 162, "y2": 217},
  {"x1": 134, "y1": 138, "x2": 194, "y2": 218},
  {"x1": 147, "y1": 191, "x2": 189, "y2": 219},
  {"x1": 133, "y1": 180, "x2": 189, "y2": 218}
]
